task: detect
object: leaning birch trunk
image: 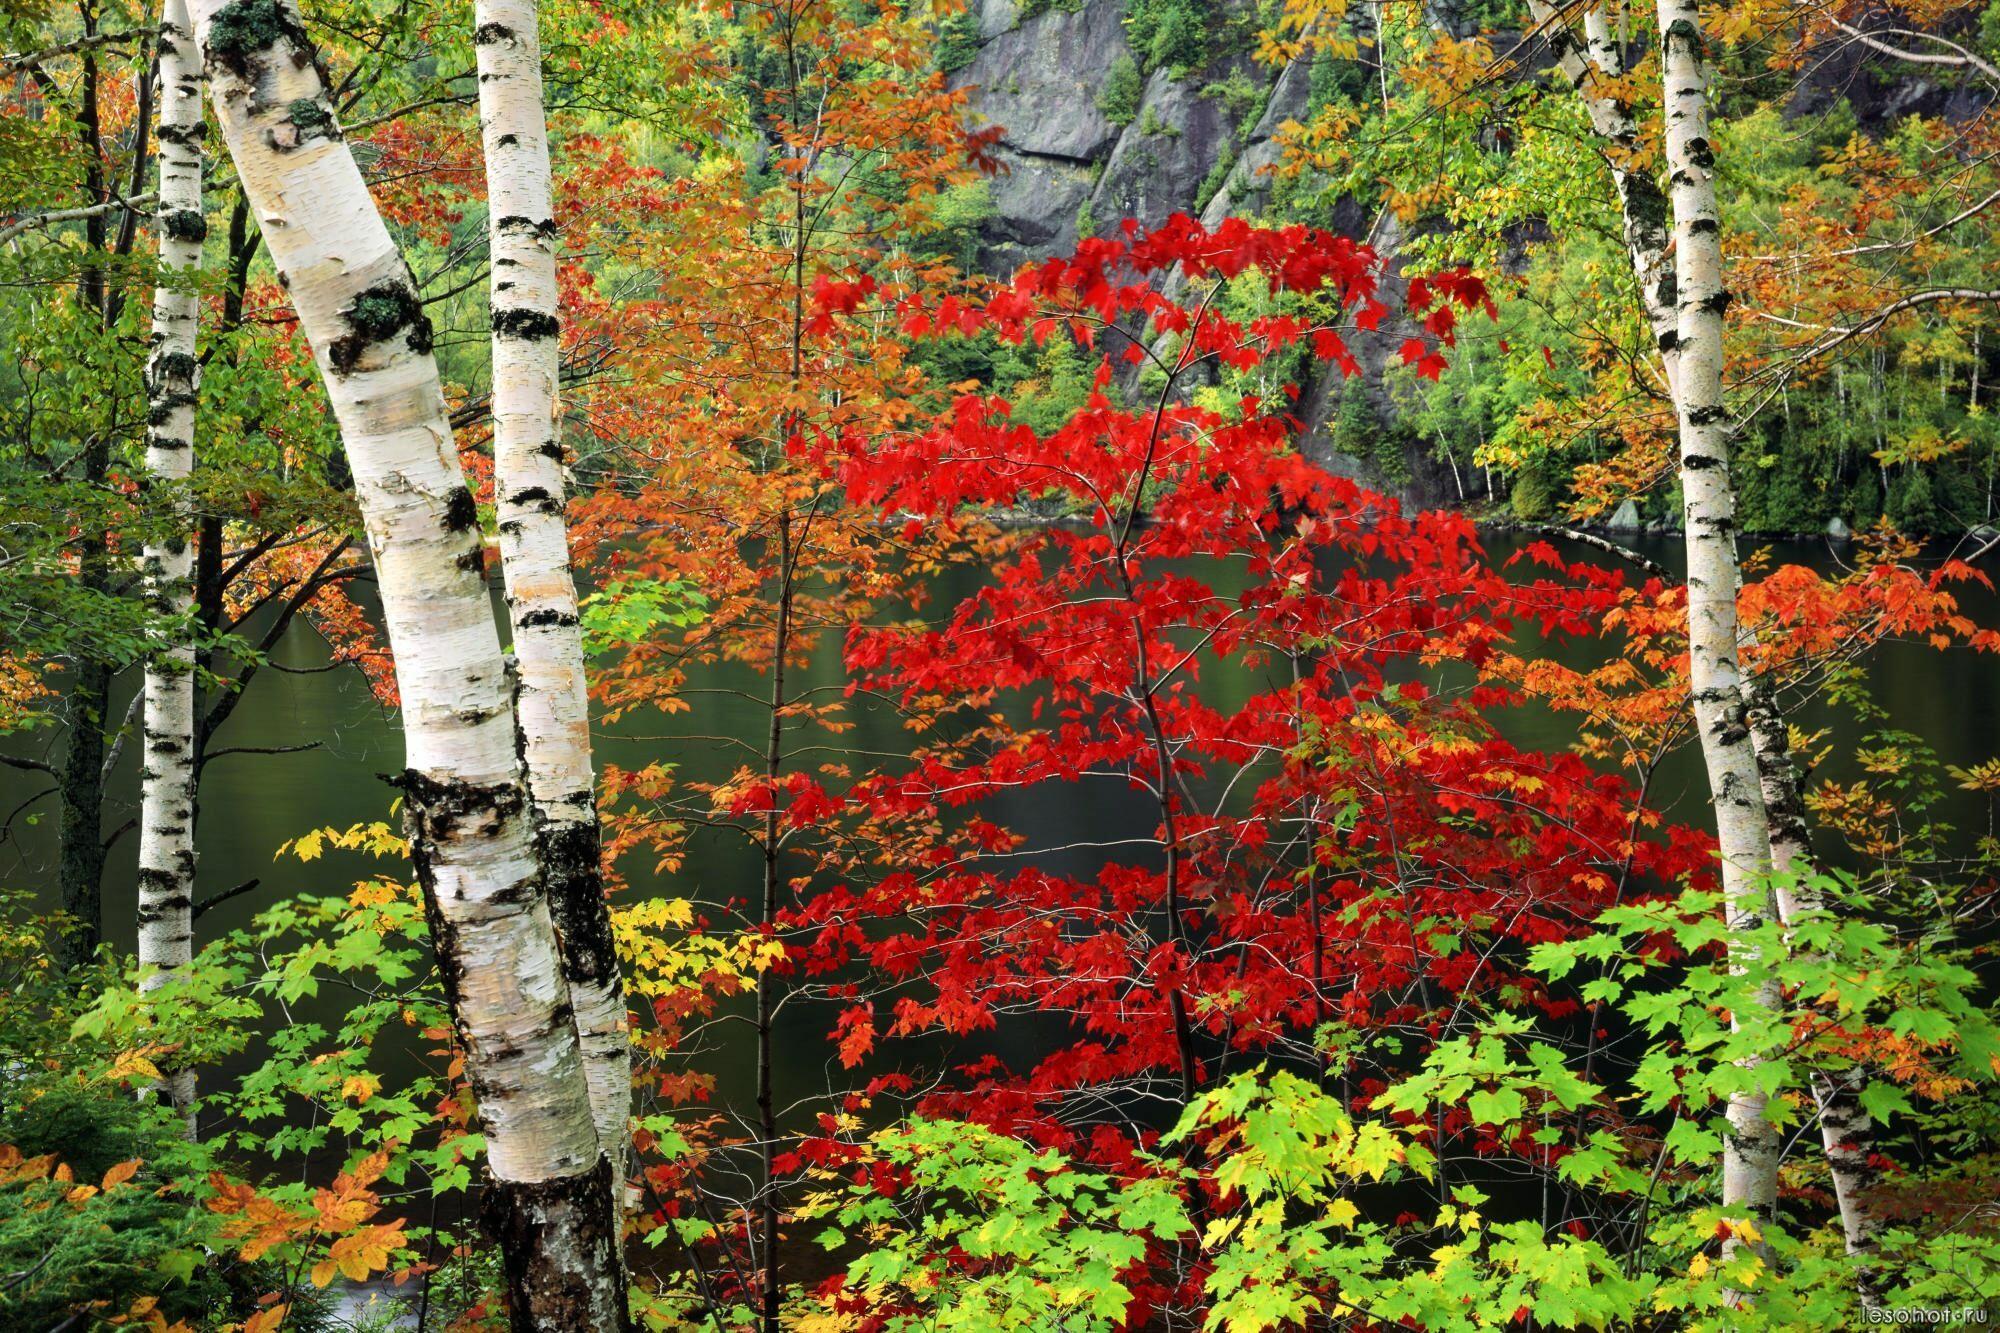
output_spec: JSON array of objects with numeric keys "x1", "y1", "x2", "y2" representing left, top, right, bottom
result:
[
  {"x1": 1654, "y1": 0, "x2": 1782, "y2": 1270},
  {"x1": 1528, "y1": 2, "x2": 1679, "y2": 381},
  {"x1": 189, "y1": 3, "x2": 627, "y2": 1326},
  {"x1": 137, "y1": 0, "x2": 204, "y2": 1132},
  {"x1": 474, "y1": 0, "x2": 630, "y2": 1182},
  {"x1": 1745, "y1": 681, "x2": 1882, "y2": 1296}
]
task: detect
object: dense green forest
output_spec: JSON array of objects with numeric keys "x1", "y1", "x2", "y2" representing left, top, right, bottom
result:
[{"x1": 4, "y1": 0, "x2": 2000, "y2": 1329}]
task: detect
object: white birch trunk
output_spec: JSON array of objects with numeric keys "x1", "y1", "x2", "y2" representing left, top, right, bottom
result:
[
  {"x1": 137, "y1": 0, "x2": 204, "y2": 1132},
  {"x1": 1546, "y1": 0, "x2": 1882, "y2": 1274},
  {"x1": 1746, "y1": 683, "x2": 1882, "y2": 1296},
  {"x1": 474, "y1": 0, "x2": 630, "y2": 1182},
  {"x1": 189, "y1": 3, "x2": 626, "y2": 1324},
  {"x1": 1528, "y1": 2, "x2": 1680, "y2": 383},
  {"x1": 1653, "y1": 0, "x2": 1782, "y2": 1267}
]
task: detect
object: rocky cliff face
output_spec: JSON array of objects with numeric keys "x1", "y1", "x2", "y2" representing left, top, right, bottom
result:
[
  {"x1": 949, "y1": 0, "x2": 1468, "y2": 507},
  {"x1": 951, "y1": 0, "x2": 1311, "y2": 264},
  {"x1": 947, "y1": 5, "x2": 1997, "y2": 530}
]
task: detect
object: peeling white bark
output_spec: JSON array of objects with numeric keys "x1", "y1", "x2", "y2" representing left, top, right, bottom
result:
[
  {"x1": 1545, "y1": 0, "x2": 1878, "y2": 1275},
  {"x1": 137, "y1": 0, "x2": 203, "y2": 1132},
  {"x1": 474, "y1": 0, "x2": 630, "y2": 1181},
  {"x1": 190, "y1": 2, "x2": 625, "y2": 1324},
  {"x1": 1654, "y1": 0, "x2": 1781, "y2": 1266}
]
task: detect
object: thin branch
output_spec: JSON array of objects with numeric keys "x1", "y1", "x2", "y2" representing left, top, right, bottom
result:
[
  {"x1": 1751, "y1": 186, "x2": 2000, "y2": 266},
  {"x1": 193, "y1": 878, "x2": 262, "y2": 919},
  {"x1": 102, "y1": 816, "x2": 137, "y2": 852},
  {"x1": 2, "y1": 26, "x2": 150, "y2": 70},
  {"x1": 199, "y1": 741, "x2": 322, "y2": 769},
  {"x1": 342, "y1": 87, "x2": 476, "y2": 134},
  {"x1": 0, "y1": 193, "x2": 158, "y2": 248},
  {"x1": 1538, "y1": 526, "x2": 1675, "y2": 581},
  {"x1": 0, "y1": 784, "x2": 56, "y2": 843},
  {"x1": 1761, "y1": 288, "x2": 2000, "y2": 372},
  {"x1": 99, "y1": 690, "x2": 145, "y2": 787},
  {"x1": 1826, "y1": 17, "x2": 2000, "y2": 83}
]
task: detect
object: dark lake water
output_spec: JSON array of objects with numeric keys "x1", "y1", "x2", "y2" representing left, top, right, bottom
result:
[{"x1": 5, "y1": 529, "x2": 1999, "y2": 1123}]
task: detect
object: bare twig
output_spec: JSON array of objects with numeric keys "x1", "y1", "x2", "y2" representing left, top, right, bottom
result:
[
  {"x1": 0, "y1": 193, "x2": 158, "y2": 248},
  {"x1": 1826, "y1": 17, "x2": 2000, "y2": 83},
  {"x1": 193, "y1": 878, "x2": 263, "y2": 919}
]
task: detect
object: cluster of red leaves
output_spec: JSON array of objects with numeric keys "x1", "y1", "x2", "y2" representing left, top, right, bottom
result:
[{"x1": 725, "y1": 218, "x2": 1718, "y2": 1159}]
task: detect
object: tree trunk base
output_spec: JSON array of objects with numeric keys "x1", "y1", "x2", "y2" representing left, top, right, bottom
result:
[{"x1": 483, "y1": 1152, "x2": 631, "y2": 1332}]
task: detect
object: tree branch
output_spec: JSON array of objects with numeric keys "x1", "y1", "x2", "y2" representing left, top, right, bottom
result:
[
  {"x1": 1826, "y1": 17, "x2": 2000, "y2": 83},
  {"x1": 193, "y1": 878, "x2": 262, "y2": 919},
  {"x1": 0, "y1": 193, "x2": 158, "y2": 248},
  {"x1": 1763, "y1": 289, "x2": 2000, "y2": 370},
  {"x1": 99, "y1": 690, "x2": 145, "y2": 787},
  {"x1": 1537, "y1": 526, "x2": 1675, "y2": 581},
  {"x1": 0, "y1": 785, "x2": 56, "y2": 844},
  {"x1": 3, "y1": 26, "x2": 150, "y2": 70},
  {"x1": 101, "y1": 816, "x2": 136, "y2": 852},
  {"x1": 199, "y1": 741, "x2": 322, "y2": 768}
]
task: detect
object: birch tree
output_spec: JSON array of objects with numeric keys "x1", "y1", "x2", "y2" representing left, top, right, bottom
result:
[
  {"x1": 473, "y1": 0, "x2": 629, "y2": 1180},
  {"x1": 1526, "y1": 0, "x2": 1679, "y2": 383},
  {"x1": 1532, "y1": 0, "x2": 1885, "y2": 1269},
  {"x1": 1747, "y1": 684, "x2": 1883, "y2": 1290},
  {"x1": 188, "y1": 1, "x2": 627, "y2": 1324},
  {"x1": 135, "y1": 0, "x2": 203, "y2": 1128},
  {"x1": 1653, "y1": 0, "x2": 1783, "y2": 1262}
]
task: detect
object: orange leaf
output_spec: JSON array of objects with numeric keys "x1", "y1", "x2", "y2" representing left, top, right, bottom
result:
[
  {"x1": 314, "y1": 1221, "x2": 407, "y2": 1287},
  {"x1": 243, "y1": 1304, "x2": 290, "y2": 1333}
]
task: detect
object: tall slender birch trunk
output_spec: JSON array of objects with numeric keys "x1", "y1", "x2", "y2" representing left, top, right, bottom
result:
[
  {"x1": 1538, "y1": 2, "x2": 1883, "y2": 1268},
  {"x1": 1654, "y1": 0, "x2": 1783, "y2": 1263},
  {"x1": 137, "y1": 0, "x2": 205, "y2": 1129},
  {"x1": 1746, "y1": 684, "x2": 1882, "y2": 1295},
  {"x1": 189, "y1": 3, "x2": 627, "y2": 1325},
  {"x1": 1527, "y1": 2, "x2": 1679, "y2": 381},
  {"x1": 473, "y1": 0, "x2": 629, "y2": 1183}
]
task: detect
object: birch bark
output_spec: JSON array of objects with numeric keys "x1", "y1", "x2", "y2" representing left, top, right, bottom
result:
[
  {"x1": 137, "y1": 0, "x2": 203, "y2": 1130},
  {"x1": 1653, "y1": 0, "x2": 1782, "y2": 1265},
  {"x1": 1746, "y1": 684, "x2": 1882, "y2": 1294},
  {"x1": 474, "y1": 0, "x2": 630, "y2": 1180},
  {"x1": 189, "y1": 2, "x2": 626, "y2": 1324},
  {"x1": 1527, "y1": 2, "x2": 1679, "y2": 380},
  {"x1": 1538, "y1": 1, "x2": 1882, "y2": 1268}
]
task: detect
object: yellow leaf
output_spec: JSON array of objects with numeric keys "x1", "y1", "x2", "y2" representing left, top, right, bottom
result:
[
  {"x1": 106, "y1": 1048, "x2": 164, "y2": 1083},
  {"x1": 101, "y1": 1158, "x2": 141, "y2": 1191},
  {"x1": 326, "y1": 1222, "x2": 406, "y2": 1284}
]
